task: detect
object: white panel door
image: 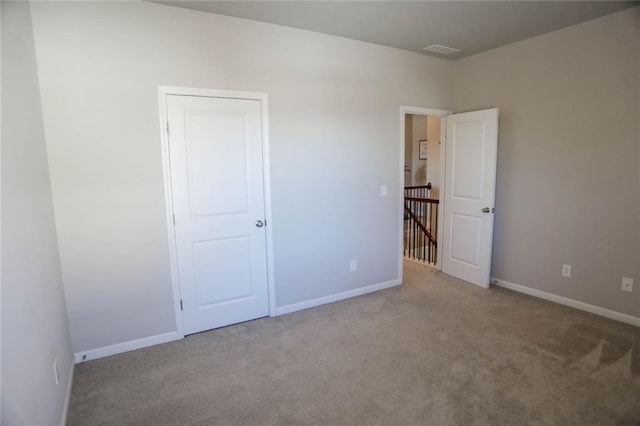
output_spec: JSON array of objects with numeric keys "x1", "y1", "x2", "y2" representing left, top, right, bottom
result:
[
  {"x1": 442, "y1": 108, "x2": 498, "y2": 288},
  {"x1": 167, "y1": 95, "x2": 269, "y2": 335}
]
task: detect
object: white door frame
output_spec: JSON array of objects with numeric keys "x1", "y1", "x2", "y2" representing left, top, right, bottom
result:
[
  {"x1": 399, "y1": 106, "x2": 451, "y2": 279},
  {"x1": 158, "y1": 86, "x2": 276, "y2": 338}
]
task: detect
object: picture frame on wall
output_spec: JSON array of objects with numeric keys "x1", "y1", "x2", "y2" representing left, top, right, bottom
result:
[{"x1": 419, "y1": 140, "x2": 428, "y2": 160}]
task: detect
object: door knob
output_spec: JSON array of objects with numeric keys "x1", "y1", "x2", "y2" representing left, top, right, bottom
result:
[
  {"x1": 255, "y1": 220, "x2": 264, "y2": 228},
  {"x1": 481, "y1": 207, "x2": 491, "y2": 213}
]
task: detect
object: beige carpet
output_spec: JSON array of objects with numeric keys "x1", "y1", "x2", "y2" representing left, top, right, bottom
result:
[{"x1": 68, "y1": 261, "x2": 640, "y2": 425}]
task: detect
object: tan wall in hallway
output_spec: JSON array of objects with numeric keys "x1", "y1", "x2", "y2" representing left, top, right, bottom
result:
[
  {"x1": 426, "y1": 116, "x2": 441, "y2": 199},
  {"x1": 411, "y1": 115, "x2": 428, "y2": 186},
  {"x1": 404, "y1": 115, "x2": 413, "y2": 186}
]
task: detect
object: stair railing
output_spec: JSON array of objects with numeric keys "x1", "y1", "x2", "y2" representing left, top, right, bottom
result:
[{"x1": 404, "y1": 184, "x2": 438, "y2": 264}]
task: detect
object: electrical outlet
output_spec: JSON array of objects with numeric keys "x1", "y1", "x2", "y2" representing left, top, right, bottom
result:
[
  {"x1": 350, "y1": 260, "x2": 358, "y2": 272},
  {"x1": 562, "y1": 264, "x2": 571, "y2": 278},
  {"x1": 380, "y1": 185, "x2": 388, "y2": 197},
  {"x1": 53, "y1": 360, "x2": 60, "y2": 385},
  {"x1": 621, "y1": 277, "x2": 633, "y2": 293}
]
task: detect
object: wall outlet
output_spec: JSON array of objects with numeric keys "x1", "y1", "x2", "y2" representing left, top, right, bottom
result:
[
  {"x1": 621, "y1": 277, "x2": 633, "y2": 293},
  {"x1": 350, "y1": 260, "x2": 358, "y2": 272},
  {"x1": 562, "y1": 264, "x2": 571, "y2": 278},
  {"x1": 380, "y1": 185, "x2": 388, "y2": 197},
  {"x1": 53, "y1": 360, "x2": 60, "y2": 385}
]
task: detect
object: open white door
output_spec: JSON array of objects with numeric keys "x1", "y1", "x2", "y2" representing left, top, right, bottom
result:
[{"x1": 441, "y1": 108, "x2": 498, "y2": 288}]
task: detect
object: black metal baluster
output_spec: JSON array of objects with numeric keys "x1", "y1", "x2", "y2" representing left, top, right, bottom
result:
[
  {"x1": 420, "y1": 200, "x2": 423, "y2": 261},
  {"x1": 413, "y1": 200, "x2": 417, "y2": 260},
  {"x1": 412, "y1": 200, "x2": 416, "y2": 260}
]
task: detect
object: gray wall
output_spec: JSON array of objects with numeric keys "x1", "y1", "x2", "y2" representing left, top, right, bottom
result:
[
  {"x1": 1, "y1": 2, "x2": 73, "y2": 424},
  {"x1": 29, "y1": 1, "x2": 452, "y2": 353},
  {"x1": 452, "y1": 7, "x2": 640, "y2": 317}
]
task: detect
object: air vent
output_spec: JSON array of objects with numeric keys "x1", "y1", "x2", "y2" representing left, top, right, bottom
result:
[{"x1": 423, "y1": 44, "x2": 461, "y2": 55}]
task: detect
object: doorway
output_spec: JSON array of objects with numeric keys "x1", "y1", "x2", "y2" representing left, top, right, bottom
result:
[
  {"x1": 400, "y1": 107, "x2": 449, "y2": 274},
  {"x1": 403, "y1": 113, "x2": 443, "y2": 266},
  {"x1": 399, "y1": 106, "x2": 499, "y2": 288}
]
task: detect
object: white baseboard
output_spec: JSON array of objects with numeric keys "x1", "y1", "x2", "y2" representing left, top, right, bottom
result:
[
  {"x1": 61, "y1": 358, "x2": 75, "y2": 426},
  {"x1": 275, "y1": 278, "x2": 402, "y2": 316},
  {"x1": 492, "y1": 277, "x2": 640, "y2": 328},
  {"x1": 74, "y1": 331, "x2": 180, "y2": 363}
]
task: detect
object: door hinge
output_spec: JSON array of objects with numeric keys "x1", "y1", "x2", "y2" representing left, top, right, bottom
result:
[
  {"x1": 166, "y1": 122, "x2": 170, "y2": 134},
  {"x1": 172, "y1": 214, "x2": 176, "y2": 226},
  {"x1": 180, "y1": 300, "x2": 183, "y2": 311}
]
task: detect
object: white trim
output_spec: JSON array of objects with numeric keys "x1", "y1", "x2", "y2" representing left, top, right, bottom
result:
[
  {"x1": 73, "y1": 331, "x2": 179, "y2": 363},
  {"x1": 158, "y1": 87, "x2": 185, "y2": 338},
  {"x1": 60, "y1": 360, "x2": 74, "y2": 426},
  {"x1": 157, "y1": 86, "x2": 277, "y2": 333},
  {"x1": 493, "y1": 277, "x2": 640, "y2": 328},
  {"x1": 158, "y1": 86, "x2": 268, "y2": 102},
  {"x1": 399, "y1": 106, "x2": 451, "y2": 275},
  {"x1": 260, "y1": 98, "x2": 277, "y2": 317},
  {"x1": 0, "y1": 3, "x2": 4, "y2": 418},
  {"x1": 275, "y1": 279, "x2": 401, "y2": 316},
  {"x1": 401, "y1": 106, "x2": 452, "y2": 117},
  {"x1": 437, "y1": 118, "x2": 447, "y2": 271},
  {"x1": 399, "y1": 109, "x2": 406, "y2": 283}
]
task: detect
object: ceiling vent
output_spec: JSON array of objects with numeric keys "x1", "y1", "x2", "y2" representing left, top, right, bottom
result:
[{"x1": 423, "y1": 44, "x2": 461, "y2": 55}]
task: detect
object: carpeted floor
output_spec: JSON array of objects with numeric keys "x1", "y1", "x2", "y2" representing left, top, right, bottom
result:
[{"x1": 68, "y1": 261, "x2": 640, "y2": 425}]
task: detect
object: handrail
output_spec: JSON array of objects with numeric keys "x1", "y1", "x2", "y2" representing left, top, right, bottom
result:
[
  {"x1": 404, "y1": 183, "x2": 433, "y2": 200},
  {"x1": 404, "y1": 202, "x2": 437, "y2": 248},
  {"x1": 404, "y1": 196, "x2": 439, "y2": 204},
  {"x1": 404, "y1": 202, "x2": 429, "y2": 235},
  {"x1": 403, "y1": 192, "x2": 438, "y2": 264}
]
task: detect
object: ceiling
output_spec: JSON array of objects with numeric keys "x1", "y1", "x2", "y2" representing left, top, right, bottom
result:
[{"x1": 153, "y1": 1, "x2": 638, "y2": 59}]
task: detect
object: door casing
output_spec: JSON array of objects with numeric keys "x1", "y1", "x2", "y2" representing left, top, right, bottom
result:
[
  {"x1": 158, "y1": 86, "x2": 276, "y2": 339},
  {"x1": 400, "y1": 106, "x2": 500, "y2": 288},
  {"x1": 399, "y1": 106, "x2": 451, "y2": 281}
]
